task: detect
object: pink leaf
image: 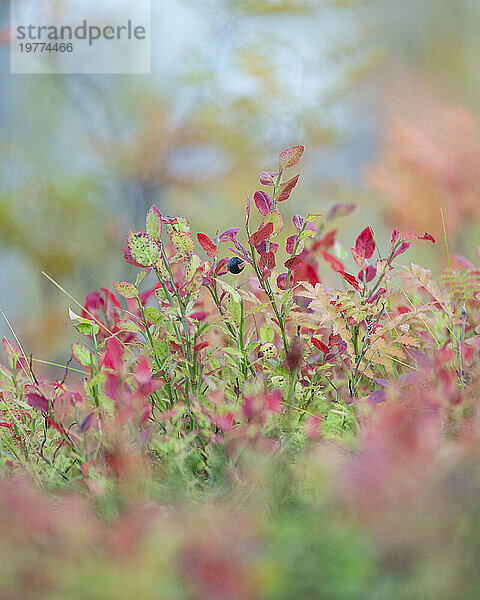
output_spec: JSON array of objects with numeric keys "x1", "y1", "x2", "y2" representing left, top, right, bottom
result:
[
  {"x1": 327, "y1": 203, "x2": 356, "y2": 221},
  {"x1": 453, "y1": 254, "x2": 475, "y2": 270},
  {"x1": 80, "y1": 412, "x2": 95, "y2": 433},
  {"x1": 254, "y1": 190, "x2": 274, "y2": 216},
  {"x1": 265, "y1": 390, "x2": 283, "y2": 413},
  {"x1": 123, "y1": 246, "x2": 145, "y2": 268},
  {"x1": 135, "y1": 357, "x2": 151, "y2": 385},
  {"x1": 355, "y1": 227, "x2": 375, "y2": 259},
  {"x1": 402, "y1": 232, "x2": 436, "y2": 243},
  {"x1": 258, "y1": 171, "x2": 277, "y2": 185},
  {"x1": 351, "y1": 247, "x2": 367, "y2": 271},
  {"x1": 277, "y1": 273, "x2": 289, "y2": 290},
  {"x1": 391, "y1": 229, "x2": 400, "y2": 244},
  {"x1": 293, "y1": 214, "x2": 305, "y2": 230},
  {"x1": 304, "y1": 415, "x2": 322, "y2": 439},
  {"x1": 391, "y1": 241, "x2": 411, "y2": 260},
  {"x1": 218, "y1": 227, "x2": 241, "y2": 242},
  {"x1": 211, "y1": 412, "x2": 235, "y2": 432},
  {"x1": 103, "y1": 337, "x2": 124, "y2": 371}
]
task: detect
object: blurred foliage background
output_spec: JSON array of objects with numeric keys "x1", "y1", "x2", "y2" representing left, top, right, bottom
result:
[{"x1": 1, "y1": 0, "x2": 480, "y2": 359}]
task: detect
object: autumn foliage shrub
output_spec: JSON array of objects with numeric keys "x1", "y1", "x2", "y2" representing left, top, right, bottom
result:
[{"x1": 1, "y1": 146, "x2": 480, "y2": 598}]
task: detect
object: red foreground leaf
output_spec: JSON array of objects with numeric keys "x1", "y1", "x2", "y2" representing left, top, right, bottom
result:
[
  {"x1": 248, "y1": 222, "x2": 274, "y2": 246},
  {"x1": 338, "y1": 270, "x2": 361, "y2": 291},
  {"x1": 197, "y1": 233, "x2": 218, "y2": 257},
  {"x1": 355, "y1": 227, "x2": 375, "y2": 259}
]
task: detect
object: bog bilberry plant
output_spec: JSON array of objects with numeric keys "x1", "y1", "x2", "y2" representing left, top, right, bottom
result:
[{"x1": 1, "y1": 146, "x2": 480, "y2": 598}]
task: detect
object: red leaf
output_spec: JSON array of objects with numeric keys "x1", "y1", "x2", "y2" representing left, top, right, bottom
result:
[
  {"x1": 194, "y1": 341, "x2": 209, "y2": 352},
  {"x1": 312, "y1": 230, "x2": 336, "y2": 251},
  {"x1": 338, "y1": 270, "x2": 360, "y2": 291},
  {"x1": 26, "y1": 392, "x2": 49, "y2": 413},
  {"x1": 248, "y1": 222, "x2": 274, "y2": 246},
  {"x1": 197, "y1": 233, "x2": 218, "y2": 257},
  {"x1": 284, "y1": 256, "x2": 302, "y2": 272},
  {"x1": 294, "y1": 263, "x2": 320, "y2": 286},
  {"x1": 320, "y1": 250, "x2": 344, "y2": 272},
  {"x1": 286, "y1": 235, "x2": 299, "y2": 254},
  {"x1": 312, "y1": 338, "x2": 329, "y2": 353},
  {"x1": 391, "y1": 229, "x2": 400, "y2": 244},
  {"x1": 259, "y1": 251, "x2": 276, "y2": 272},
  {"x1": 215, "y1": 257, "x2": 229, "y2": 276},
  {"x1": 276, "y1": 174, "x2": 300, "y2": 202},
  {"x1": 355, "y1": 227, "x2": 375, "y2": 259},
  {"x1": 45, "y1": 417, "x2": 66, "y2": 435},
  {"x1": 279, "y1": 145, "x2": 304, "y2": 170},
  {"x1": 254, "y1": 190, "x2": 274, "y2": 216}
]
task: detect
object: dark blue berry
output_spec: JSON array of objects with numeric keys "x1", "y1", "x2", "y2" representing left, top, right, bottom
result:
[{"x1": 227, "y1": 257, "x2": 245, "y2": 274}]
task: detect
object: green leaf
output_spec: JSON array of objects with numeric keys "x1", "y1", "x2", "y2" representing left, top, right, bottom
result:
[
  {"x1": 146, "y1": 206, "x2": 163, "y2": 241},
  {"x1": 144, "y1": 307, "x2": 162, "y2": 324},
  {"x1": 112, "y1": 281, "x2": 139, "y2": 299},
  {"x1": 225, "y1": 295, "x2": 241, "y2": 323},
  {"x1": 217, "y1": 280, "x2": 241, "y2": 303},
  {"x1": 127, "y1": 231, "x2": 160, "y2": 267},
  {"x1": 260, "y1": 322, "x2": 275, "y2": 343},
  {"x1": 72, "y1": 343, "x2": 91, "y2": 367},
  {"x1": 298, "y1": 229, "x2": 316, "y2": 242},
  {"x1": 222, "y1": 347, "x2": 244, "y2": 359},
  {"x1": 68, "y1": 308, "x2": 100, "y2": 335},
  {"x1": 170, "y1": 231, "x2": 195, "y2": 253},
  {"x1": 135, "y1": 269, "x2": 151, "y2": 287},
  {"x1": 116, "y1": 319, "x2": 142, "y2": 333}
]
